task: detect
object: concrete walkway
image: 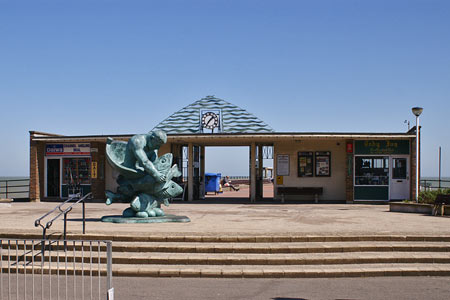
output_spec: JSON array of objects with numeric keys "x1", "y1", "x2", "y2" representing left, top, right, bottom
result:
[{"x1": 0, "y1": 199, "x2": 449, "y2": 237}]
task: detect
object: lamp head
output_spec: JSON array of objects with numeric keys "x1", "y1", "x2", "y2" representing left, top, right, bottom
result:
[{"x1": 412, "y1": 107, "x2": 423, "y2": 117}]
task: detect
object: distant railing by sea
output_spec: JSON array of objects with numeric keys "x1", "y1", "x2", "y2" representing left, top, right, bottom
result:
[
  {"x1": 420, "y1": 178, "x2": 450, "y2": 191},
  {"x1": 0, "y1": 177, "x2": 29, "y2": 200}
]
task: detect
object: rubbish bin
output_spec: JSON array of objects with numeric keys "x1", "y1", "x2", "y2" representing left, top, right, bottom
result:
[{"x1": 205, "y1": 173, "x2": 221, "y2": 194}]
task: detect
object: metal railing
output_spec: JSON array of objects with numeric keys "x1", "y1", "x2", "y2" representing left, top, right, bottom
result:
[
  {"x1": 0, "y1": 238, "x2": 112, "y2": 300},
  {"x1": 0, "y1": 179, "x2": 29, "y2": 200},
  {"x1": 420, "y1": 179, "x2": 450, "y2": 191},
  {"x1": 34, "y1": 193, "x2": 92, "y2": 241}
]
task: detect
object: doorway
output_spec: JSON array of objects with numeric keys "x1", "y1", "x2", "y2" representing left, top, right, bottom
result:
[
  {"x1": 205, "y1": 146, "x2": 250, "y2": 199},
  {"x1": 46, "y1": 159, "x2": 60, "y2": 197},
  {"x1": 390, "y1": 156, "x2": 410, "y2": 200},
  {"x1": 255, "y1": 145, "x2": 274, "y2": 200}
]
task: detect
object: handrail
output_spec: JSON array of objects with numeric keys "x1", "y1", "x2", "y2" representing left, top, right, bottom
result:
[{"x1": 34, "y1": 192, "x2": 92, "y2": 241}]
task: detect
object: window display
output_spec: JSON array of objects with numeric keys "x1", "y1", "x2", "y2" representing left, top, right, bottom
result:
[
  {"x1": 63, "y1": 158, "x2": 91, "y2": 185},
  {"x1": 298, "y1": 152, "x2": 313, "y2": 177},
  {"x1": 355, "y1": 156, "x2": 389, "y2": 185}
]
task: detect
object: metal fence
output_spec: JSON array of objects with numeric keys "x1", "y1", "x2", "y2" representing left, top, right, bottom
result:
[
  {"x1": 420, "y1": 179, "x2": 450, "y2": 191},
  {"x1": 0, "y1": 239, "x2": 112, "y2": 300},
  {"x1": 0, "y1": 179, "x2": 29, "y2": 200}
]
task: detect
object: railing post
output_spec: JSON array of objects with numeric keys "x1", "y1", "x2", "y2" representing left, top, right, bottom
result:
[
  {"x1": 106, "y1": 241, "x2": 113, "y2": 299},
  {"x1": 82, "y1": 200, "x2": 86, "y2": 234},
  {"x1": 42, "y1": 228, "x2": 47, "y2": 256},
  {"x1": 63, "y1": 212, "x2": 68, "y2": 241},
  {"x1": 5, "y1": 180, "x2": 8, "y2": 199}
]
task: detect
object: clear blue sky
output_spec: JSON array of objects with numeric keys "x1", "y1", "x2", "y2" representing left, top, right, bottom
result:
[{"x1": 0, "y1": 0, "x2": 449, "y2": 177}]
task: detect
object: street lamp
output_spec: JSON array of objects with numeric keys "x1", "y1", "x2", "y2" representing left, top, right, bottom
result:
[{"x1": 412, "y1": 107, "x2": 423, "y2": 202}]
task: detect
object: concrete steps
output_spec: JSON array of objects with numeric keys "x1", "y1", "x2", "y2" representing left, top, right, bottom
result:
[
  {"x1": 5, "y1": 250, "x2": 450, "y2": 265},
  {"x1": 111, "y1": 263, "x2": 450, "y2": 278},
  {"x1": 2, "y1": 234, "x2": 450, "y2": 278}
]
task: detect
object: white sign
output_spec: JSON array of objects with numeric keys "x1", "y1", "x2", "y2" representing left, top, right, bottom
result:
[
  {"x1": 46, "y1": 143, "x2": 91, "y2": 156},
  {"x1": 277, "y1": 154, "x2": 290, "y2": 176}
]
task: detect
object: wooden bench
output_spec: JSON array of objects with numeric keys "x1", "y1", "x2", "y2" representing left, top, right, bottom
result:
[
  {"x1": 433, "y1": 194, "x2": 450, "y2": 216},
  {"x1": 277, "y1": 187, "x2": 323, "y2": 204}
]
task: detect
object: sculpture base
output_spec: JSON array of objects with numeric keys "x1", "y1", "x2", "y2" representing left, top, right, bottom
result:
[{"x1": 101, "y1": 214, "x2": 190, "y2": 223}]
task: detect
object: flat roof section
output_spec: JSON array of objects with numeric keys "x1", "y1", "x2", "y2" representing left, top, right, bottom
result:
[{"x1": 30, "y1": 131, "x2": 415, "y2": 145}]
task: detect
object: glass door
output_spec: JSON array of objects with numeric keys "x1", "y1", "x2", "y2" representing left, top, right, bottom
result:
[{"x1": 390, "y1": 156, "x2": 410, "y2": 200}]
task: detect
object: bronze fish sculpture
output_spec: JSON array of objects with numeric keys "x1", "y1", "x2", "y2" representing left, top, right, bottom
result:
[{"x1": 105, "y1": 137, "x2": 183, "y2": 218}]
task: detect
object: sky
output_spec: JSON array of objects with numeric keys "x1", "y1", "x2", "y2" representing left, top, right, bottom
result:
[{"x1": 0, "y1": 0, "x2": 449, "y2": 177}]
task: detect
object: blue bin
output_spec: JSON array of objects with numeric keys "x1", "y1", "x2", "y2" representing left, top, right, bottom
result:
[{"x1": 205, "y1": 173, "x2": 221, "y2": 193}]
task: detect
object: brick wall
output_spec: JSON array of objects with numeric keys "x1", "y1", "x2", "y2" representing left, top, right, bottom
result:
[
  {"x1": 345, "y1": 139, "x2": 354, "y2": 203},
  {"x1": 90, "y1": 142, "x2": 106, "y2": 200},
  {"x1": 29, "y1": 140, "x2": 45, "y2": 202},
  {"x1": 29, "y1": 140, "x2": 40, "y2": 202}
]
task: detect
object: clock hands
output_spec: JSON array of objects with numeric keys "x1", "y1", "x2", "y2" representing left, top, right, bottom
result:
[{"x1": 206, "y1": 117, "x2": 215, "y2": 127}]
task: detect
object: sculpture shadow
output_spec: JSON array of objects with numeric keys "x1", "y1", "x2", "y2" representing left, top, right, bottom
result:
[
  {"x1": 272, "y1": 298, "x2": 308, "y2": 300},
  {"x1": 272, "y1": 298, "x2": 357, "y2": 300}
]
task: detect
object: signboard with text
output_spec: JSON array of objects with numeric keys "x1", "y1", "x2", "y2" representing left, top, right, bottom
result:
[
  {"x1": 354, "y1": 140, "x2": 410, "y2": 155},
  {"x1": 46, "y1": 143, "x2": 91, "y2": 156}
]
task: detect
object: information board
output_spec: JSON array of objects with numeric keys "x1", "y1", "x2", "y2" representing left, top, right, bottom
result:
[
  {"x1": 315, "y1": 151, "x2": 331, "y2": 177},
  {"x1": 298, "y1": 152, "x2": 314, "y2": 177},
  {"x1": 277, "y1": 154, "x2": 290, "y2": 176}
]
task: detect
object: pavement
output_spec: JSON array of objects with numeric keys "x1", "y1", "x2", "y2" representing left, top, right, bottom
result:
[{"x1": 0, "y1": 187, "x2": 449, "y2": 238}]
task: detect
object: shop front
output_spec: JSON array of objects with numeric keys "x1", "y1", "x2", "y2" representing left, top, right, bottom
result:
[
  {"x1": 44, "y1": 143, "x2": 92, "y2": 198},
  {"x1": 353, "y1": 140, "x2": 411, "y2": 201},
  {"x1": 29, "y1": 96, "x2": 418, "y2": 203}
]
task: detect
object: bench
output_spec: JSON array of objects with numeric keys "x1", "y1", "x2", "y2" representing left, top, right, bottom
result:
[
  {"x1": 433, "y1": 194, "x2": 450, "y2": 216},
  {"x1": 277, "y1": 187, "x2": 323, "y2": 204}
]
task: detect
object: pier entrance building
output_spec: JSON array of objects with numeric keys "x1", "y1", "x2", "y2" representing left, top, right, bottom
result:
[{"x1": 29, "y1": 96, "x2": 418, "y2": 203}]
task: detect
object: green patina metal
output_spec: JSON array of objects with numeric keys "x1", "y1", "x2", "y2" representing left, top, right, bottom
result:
[
  {"x1": 152, "y1": 95, "x2": 274, "y2": 134},
  {"x1": 103, "y1": 130, "x2": 189, "y2": 222}
]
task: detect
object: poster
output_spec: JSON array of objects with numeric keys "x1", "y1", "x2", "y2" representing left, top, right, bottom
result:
[
  {"x1": 277, "y1": 154, "x2": 289, "y2": 176},
  {"x1": 298, "y1": 152, "x2": 313, "y2": 177},
  {"x1": 315, "y1": 151, "x2": 331, "y2": 177}
]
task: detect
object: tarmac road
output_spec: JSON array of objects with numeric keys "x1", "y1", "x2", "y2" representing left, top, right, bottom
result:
[{"x1": 114, "y1": 276, "x2": 450, "y2": 300}]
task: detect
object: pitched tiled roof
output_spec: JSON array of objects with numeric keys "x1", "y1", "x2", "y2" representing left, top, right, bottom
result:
[{"x1": 153, "y1": 96, "x2": 273, "y2": 134}]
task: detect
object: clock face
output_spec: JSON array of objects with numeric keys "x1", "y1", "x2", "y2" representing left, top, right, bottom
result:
[{"x1": 201, "y1": 112, "x2": 219, "y2": 129}]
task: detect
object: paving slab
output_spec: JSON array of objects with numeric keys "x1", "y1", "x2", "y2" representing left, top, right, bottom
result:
[{"x1": 0, "y1": 201, "x2": 449, "y2": 237}]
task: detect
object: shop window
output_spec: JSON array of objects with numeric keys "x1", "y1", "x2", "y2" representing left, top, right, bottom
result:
[
  {"x1": 355, "y1": 156, "x2": 389, "y2": 185},
  {"x1": 63, "y1": 158, "x2": 91, "y2": 185}
]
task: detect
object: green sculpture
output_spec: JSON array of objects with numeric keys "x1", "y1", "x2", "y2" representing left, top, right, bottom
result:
[{"x1": 104, "y1": 130, "x2": 184, "y2": 219}]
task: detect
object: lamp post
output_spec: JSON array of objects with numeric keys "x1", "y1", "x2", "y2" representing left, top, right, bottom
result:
[{"x1": 412, "y1": 107, "x2": 423, "y2": 202}]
